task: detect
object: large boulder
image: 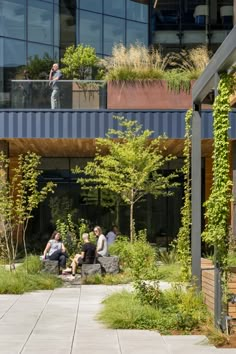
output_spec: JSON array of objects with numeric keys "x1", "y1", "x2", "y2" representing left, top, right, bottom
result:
[
  {"x1": 97, "y1": 256, "x2": 119, "y2": 274},
  {"x1": 42, "y1": 260, "x2": 59, "y2": 275},
  {"x1": 81, "y1": 263, "x2": 101, "y2": 277}
]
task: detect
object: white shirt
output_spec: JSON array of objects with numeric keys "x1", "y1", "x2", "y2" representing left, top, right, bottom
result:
[{"x1": 96, "y1": 234, "x2": 108, "y2": 257}]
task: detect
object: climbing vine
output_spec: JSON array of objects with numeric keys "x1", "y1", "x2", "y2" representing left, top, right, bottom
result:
[
  {"x1": 176, "y1": 109, "x2": 192, "y2": 282},
  {"x1": 202, "y1": 73, "x2": 234, "y2": 279}
]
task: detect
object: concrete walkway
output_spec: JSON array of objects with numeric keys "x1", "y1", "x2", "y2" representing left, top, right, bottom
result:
[{"x1": 0, "y1": 284, "x2": 235, "y2": 354}]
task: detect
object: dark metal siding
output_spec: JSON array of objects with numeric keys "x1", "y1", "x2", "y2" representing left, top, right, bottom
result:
[{"x1": 0, "y1": 109, "x2": 235, "y2": 139}]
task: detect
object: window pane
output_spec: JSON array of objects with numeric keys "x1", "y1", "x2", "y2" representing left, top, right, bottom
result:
[
  {"x1": 79, "y1": 10, "x2": 102, "y2": 54},
  {"x1": 127, "y1": 21, "x2": 148, "y2": 46},
  {"x1": 79, "y1": 0, "x2": 102, "y2": 13},
  {"x1": 104, "y1": 0, "x2": 125, "y2": 18},
  {"x1": 127, "y1": 0, "x2": 148, "y2": 22},
  {"x1": 28, "y1": 0, "x2": 53, "y2": 45},
  {"x1": 4, "y1": 38, "x2": 26, "y2": 67},
  {"x1": 104, "y1": 16, "x2": 125, "y2": 56},
  {"x1": 0, "y1": 0, "x2": 26, "y2": 40},
  {"x1": 54, "y1": 4, "x2": 60, "y2": 47},
  {"x1": 54, "y1": 47, "x2": 59, "y2": 61},
  {"x1": 0, "y1": 38, "x2": 4, "y2": 106},
  {"x1": 28, "y1": 43, "x2": 53, "y2": 60},
  {"x1": 60, "y1": 4, "x2": 76, "y2": 50}
]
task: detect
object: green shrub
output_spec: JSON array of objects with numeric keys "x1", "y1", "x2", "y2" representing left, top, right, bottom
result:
[
  {"x1": 98, "y1": 286, "x2": 210, "y2": 334},
  {"x1": 134, "y1": 280, "x2": 161, "y2": 308},
  {"x1": 109, "y1": 231, "x2": 158, "y2": 280}
]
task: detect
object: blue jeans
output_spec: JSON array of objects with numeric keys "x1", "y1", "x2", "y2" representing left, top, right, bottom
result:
[{"x1": 49, "y1": 250, "x2": 67, "y2": 268}]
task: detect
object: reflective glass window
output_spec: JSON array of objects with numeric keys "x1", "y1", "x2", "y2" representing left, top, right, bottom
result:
[
  {"x1": 79, "y1": 10, "x2": 102, "y2": 54},
  {"x1": 0, "y1": 0, "x2": 26, "y2": 40},
  {"x1": 104, "y1": 0, "x2": 125, "y2": 18},
  {"x1": 4, "y1": 38, "x2": 26, "y2": 67},
  {"x1": 79, "y1": 0, "x2": 102, "y2": 13},
  {"x1": 0, "y1": 38, "x2": 3, "y2": 100},
  {"x1": 54, "y1": 4, "x2": 60, "y2": 47},
  {"x1": 28, "y1": 0, "x2": 53, "y2": 45},
  {"x1": 54, "y1": 47, "x2": 59, "y2": 61},
  {"x1": 126, "y1": 21, "x2": 148, "y2": 46},
  {"x1": 28, "y1": 43, "x2": 53, "y2": 60},
  {"x1": 60, "y1": 4, "x2": 76, "y2": 50},
  {"x1": 127, "y1": 0, "x2": 148, "y2": 23},
  {"x1": 104, "y1": 16, "x2": 125, "y2": 56},
  {"x1": 0, "y1": 38, "x2": 3, "y2": 67}
]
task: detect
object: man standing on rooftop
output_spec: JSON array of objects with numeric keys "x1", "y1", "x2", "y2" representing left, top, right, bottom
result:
[{"x1": 49, "y1": 63, "x2": 62, "y2": 109}]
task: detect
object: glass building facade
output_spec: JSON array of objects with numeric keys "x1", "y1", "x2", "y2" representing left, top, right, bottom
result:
[
  {"x1": 151, "y1": 0, "x2": 234, "y2": 51},
  {"x1": 0, "y1": 0, "x2": 149, "y2": 107}
]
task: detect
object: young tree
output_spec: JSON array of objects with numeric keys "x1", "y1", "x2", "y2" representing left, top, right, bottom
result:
[
  {"x1": 0, "y1": 152, "x2": 56, "y2": 267},
  {"x1": 61, "y1": 44, "x2": 98, "y2": 79},
  {"x1": 74, "y1": 116, "x2": 178, "y2": 242},
  {"x1": 0, "y1": 154, "x2": 14, "y2": 266}
]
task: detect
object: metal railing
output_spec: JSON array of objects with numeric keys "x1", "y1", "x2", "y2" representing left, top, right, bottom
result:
[{"x1": 10, "y1": 80, "x2": 107, "y2": 110}]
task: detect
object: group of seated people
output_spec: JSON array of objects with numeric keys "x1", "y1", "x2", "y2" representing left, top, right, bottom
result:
[{"x1": 43, "y1": 225, "x2": 119, "y2": 276}]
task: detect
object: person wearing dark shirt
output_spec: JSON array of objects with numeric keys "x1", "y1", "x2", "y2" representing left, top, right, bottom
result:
[{"x1": 71, "y1": 233, "x2": 96, "y2": 276}]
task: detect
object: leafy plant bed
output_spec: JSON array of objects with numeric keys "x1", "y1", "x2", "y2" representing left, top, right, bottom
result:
[
  {"x1": 97, "y1": 288, "x2": 236, "y2": 347},
  {"x1": 97, "y1": 287, "x2": 209, "y2": 334}
]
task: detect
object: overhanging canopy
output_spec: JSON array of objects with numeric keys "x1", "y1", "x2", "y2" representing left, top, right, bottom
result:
[{"x1": 192, "y1": 25, "x2": 236, "y2": 104}]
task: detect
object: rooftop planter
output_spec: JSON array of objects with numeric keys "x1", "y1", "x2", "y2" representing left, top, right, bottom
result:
[
  {"x1": 107, "y1": 80, "x2": 193, "y2": 110},
  {"x1": 104, "y1": 44, "x2": 211, "y2": 110}
]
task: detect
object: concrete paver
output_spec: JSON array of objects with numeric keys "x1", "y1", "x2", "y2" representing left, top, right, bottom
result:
[{"x1": 0, "y1": 284, "x2": 235, "y2": 354}]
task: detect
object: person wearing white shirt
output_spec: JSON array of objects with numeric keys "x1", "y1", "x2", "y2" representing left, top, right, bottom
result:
[{"x1": 94, "y1": 225, "x2": 108, "y2": 257}]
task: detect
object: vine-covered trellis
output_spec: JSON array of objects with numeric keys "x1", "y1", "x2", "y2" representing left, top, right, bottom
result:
[
  {"x1": 176, "y1": 109, "x2": 192, "y2": 282},
  {"x1": 202, "y1": 73, "x2": 235, "y2": 291}
]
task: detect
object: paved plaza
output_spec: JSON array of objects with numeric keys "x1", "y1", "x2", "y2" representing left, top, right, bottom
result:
[{"x1": 0, "y1": 284, "x2": 235, "y2": 354}]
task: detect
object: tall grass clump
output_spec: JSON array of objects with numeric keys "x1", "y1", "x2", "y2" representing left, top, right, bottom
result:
[
  {"x1": 0, "y1": 255, "x2": 62, "y2": 294},
  {"x1": 103, "y1": 43, "x2": 168, "y2": 82},
  {"x1": 166, "y1": 46, "x2": 212, "y2": 92},
  {"x1": 169, "y1": 46, "x2": 211, "y2": 77}
]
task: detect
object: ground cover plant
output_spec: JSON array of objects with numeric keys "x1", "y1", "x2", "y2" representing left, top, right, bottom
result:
[
  {"x1": 0, "y1": 255, "x2": 62, "y2": 294},
  {"x1": 97, "y1": 285, "x2": 210, "y2": 334}
]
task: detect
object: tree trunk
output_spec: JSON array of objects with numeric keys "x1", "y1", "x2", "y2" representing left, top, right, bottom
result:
[
  {"x1": 115, "y1": 197, "x2": 120, "y2": 229},
  {"x1": 130, "y1": 189, "x2": 134, "y2": 242}
]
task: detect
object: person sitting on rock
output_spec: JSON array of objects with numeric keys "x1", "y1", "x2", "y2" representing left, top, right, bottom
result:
[
  {"x1": 71, "y1": 233, "x2": 96, "y2": 276},
  {"x1": 43, "y1": 230, "x2": 68, "y2": 272},
  {"x1": 94, "y1": 225, "x2": 108, "y2": 257}
]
